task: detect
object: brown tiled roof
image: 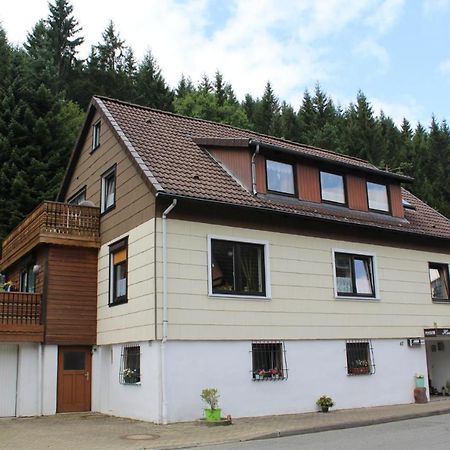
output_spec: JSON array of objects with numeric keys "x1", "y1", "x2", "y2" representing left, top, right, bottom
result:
[{"x1": 78, "y1": 96, "x2": 450, "y2": 241}]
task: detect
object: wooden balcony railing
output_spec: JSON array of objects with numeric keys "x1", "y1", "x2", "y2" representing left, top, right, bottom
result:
[
  {"x1": 0, "y1": 292, "x2": 44, "y2": 342},
  {"x1": 1, "y1": 201, "x2": 100, "y2": 269},
  {"x1": 0, "y1": 292, "x2": 42, "y2": 324}
]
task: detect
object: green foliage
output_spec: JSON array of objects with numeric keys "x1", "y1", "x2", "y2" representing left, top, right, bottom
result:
[
  {"x1": 2, "y1": 0, "x2": 450, "y2": 245},
  {"x1": 201, "y1": 388, "x2": 219, "y2": 410}
]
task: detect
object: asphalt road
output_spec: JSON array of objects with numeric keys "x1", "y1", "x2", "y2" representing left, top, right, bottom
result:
[{"x1": 193, "y1": 413, "x2": 450, "y2": 450}]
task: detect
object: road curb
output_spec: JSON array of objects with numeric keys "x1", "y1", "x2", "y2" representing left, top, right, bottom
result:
[{"x1": 247, "y1": 407, "x2": 450, "y2": 442}]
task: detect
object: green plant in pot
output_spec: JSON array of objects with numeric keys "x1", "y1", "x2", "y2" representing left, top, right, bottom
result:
[
  {"x1": 201, "y1": 388, "x2": 221, "y2": 421},
  {"x1": 316, "y1": 395, "x2": 334, "y2": 413}
]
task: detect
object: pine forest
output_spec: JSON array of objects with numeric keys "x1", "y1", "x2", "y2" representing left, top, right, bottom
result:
[{"x1": 0, "y1": 0, "x2": 449, "y2": 241}]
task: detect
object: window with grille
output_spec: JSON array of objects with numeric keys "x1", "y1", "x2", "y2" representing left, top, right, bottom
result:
[
  {"x1": 109, "y1": 238, "x2": 128, "y2": 306},
  {"x1": 251, "y1": 341, "x2": 287, "y2": 381},
  {"x1": 119, "y1": 345, "x2": 141, "y2": 384},
  {"x1": 346, "y1": 340, "x2": 375, "y2": 375},
  {"x1": 209, "y1": 237, "x2": 269, "y2": 297}
]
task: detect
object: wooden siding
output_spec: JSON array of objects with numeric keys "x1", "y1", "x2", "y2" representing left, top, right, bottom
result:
[
  {"x1": 64, "y1": 111, "x2": 156, "y2": 245},
  {"x1": 0, "y1": 202, "x2": 100, "y2": 270},
  {"x1": 347, "y1": 174, "x2": 369, "y2": 211},
  {"x1": 209, "y1": 148, "x2": 252, "y2": 190},
  {"x1": 389, "y1": 184, "x2": 404, "y2": 218},
  {"x1": 297, "y1": 164, "x2": 321, "y2": 202},
  {"x1": 255, "y1": 154, "x2": 266, "y2": 193},
  {"x1": 45, "y1": 246, "x2": 98, "y2": 345}
]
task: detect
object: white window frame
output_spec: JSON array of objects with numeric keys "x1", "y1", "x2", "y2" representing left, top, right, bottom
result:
[
  {"x1": 101, "y1": 166, "x2": 116, "y2": 213},
  {"x1": 331, "y1": 248, "x2": 380, "y2": 300},
  {"x1": 207, "y1": 235, "x2": 271, "y2": 300},
  {"x1": 92, "y1": 121, "x2": 101, "y2": 151}
]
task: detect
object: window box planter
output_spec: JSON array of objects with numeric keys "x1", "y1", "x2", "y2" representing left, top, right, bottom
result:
[{"x1": 350, "y1": 367, "x2": 370, "y2": 375}]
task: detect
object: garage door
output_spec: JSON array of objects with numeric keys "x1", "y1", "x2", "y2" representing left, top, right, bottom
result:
[{"x1": 0, "y1": 344, "x2": 18, "y2": 416}]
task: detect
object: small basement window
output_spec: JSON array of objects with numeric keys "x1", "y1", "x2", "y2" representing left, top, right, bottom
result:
[
  {"x1": 429, "y1": 263, "x2": 450, "y2": 302},
  {"x1": 334, "y1": 251, "x2": 376, "y2": 298},
  {"x1": 320, "y1": 171, "x2": 346, "y2": 204},
  {"x1": 119, "y1": 345, "x2": 141, "y2": 384},
  {"x1": 266, "y1": 160, "x2": 295, "y2": 195},
  {"x1": 252, "y1": 341, "x2": 287, "y2": 381},
  {"x1": 209, "y1": 237, "x2": 269, "y2": 297},
  {"x1": 367, "y1": 182, "x2": 389, "y2": 212},
  {"x1": 346, "y1": 340, "x2": 375, "y2": 375}
]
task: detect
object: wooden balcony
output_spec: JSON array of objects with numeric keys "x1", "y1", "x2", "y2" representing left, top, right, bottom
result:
[
  {"x1": 1, "y1": 201, "x2": 100, "y2": 269},
  {"x1": 0, "y1": 292, "x2": 44, "y2": 342}
]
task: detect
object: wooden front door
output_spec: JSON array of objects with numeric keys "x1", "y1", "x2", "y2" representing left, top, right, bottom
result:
[{"x1": 57, "y1": 346, "x2": 91, "y2": 412}]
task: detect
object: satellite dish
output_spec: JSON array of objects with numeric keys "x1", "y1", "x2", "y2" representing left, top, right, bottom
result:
[{"x1": 79, "y1": 200, "x2": 96, "y2": 207}]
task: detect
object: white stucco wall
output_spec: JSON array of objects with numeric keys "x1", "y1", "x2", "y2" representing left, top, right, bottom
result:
[
  {"x1": 92, "y1": 341, "x2": 160, "y2": 422},
  {"x1": 164, "y1": 339, "x2": 428, "y2": 422}
]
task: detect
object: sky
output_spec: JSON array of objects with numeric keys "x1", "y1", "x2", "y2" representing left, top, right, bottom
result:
[{"x1": 1, "y1": 0, "x2": 450, "y2": 127}]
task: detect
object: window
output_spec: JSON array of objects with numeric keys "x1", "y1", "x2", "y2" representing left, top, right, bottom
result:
[
  {"x1": 209, "y1": 237, "x2": 270, "y2": 297},
  {"x1": 109, "y1": 238, "x2": 128, "y2": 306},
  {"x1": 119, "y1": 345, "x2": 140, "y2": 384},
  {"x1": 252, "y1": 341, "x2": 287, "y2": 381},
  {"x1": 346, "y1": 340, "x2": 375, "y2": 375},
  {"x1": 333, "y1": 251, "x2": 376, "y2": 298},
  {"x1": 266, "y1": 160, "x2": 295, "y2": 195},
  {"x1": 92, "y1": 121, "x2": 101, "y2": 150},
  {"x1": 367, "y1": 182, "x2": 389, "y2": 212},
  {"x1": 101, "y1": 166, "x2": 116, "y2": 213},
  {"x1": 320, "y1": 171, "x2": 346, "y2": 204},
  {"x1": 20, "y1": 264, "x2": 35, "y2": 293},
  {"x1": 429, "y1": 263, "x2": 450, "y2": 302},
  {"x1": 67, "y1": 187, "x2": 86, "y2": 205}
]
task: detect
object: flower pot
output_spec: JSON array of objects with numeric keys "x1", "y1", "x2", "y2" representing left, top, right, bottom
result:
[
  {"x1": 415, "y1": 377, "x2": 425, "y2": 388},
  {"x1": 204, "y1": 408, "x2": 222, "y2": 422},
  {"x1": 321, "y1": 406, "x2": 329, "y2": 413}
]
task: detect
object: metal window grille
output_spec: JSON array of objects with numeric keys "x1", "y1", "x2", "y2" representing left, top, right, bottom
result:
[
  {"x1": 346, "y1": 340, "x2": 375, "y2": 375},
  {"x1": 119, "y1": 345, "x2": 141, "y2": 384},
  {"x1": 251, "y1": 341, "x2": 288, "y2": 381}
]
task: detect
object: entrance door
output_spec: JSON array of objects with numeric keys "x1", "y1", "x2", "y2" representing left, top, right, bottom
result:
[{"x1": 57, "y1": 346, "x2": 91, "y2": 412}]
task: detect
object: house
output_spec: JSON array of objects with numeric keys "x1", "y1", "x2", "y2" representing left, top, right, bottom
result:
[{"x1": 2, "y1": 96, "x2": 450, "y2": 422}]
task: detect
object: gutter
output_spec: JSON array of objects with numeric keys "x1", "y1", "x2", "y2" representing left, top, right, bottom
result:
[
  {"x1": 251, "y1": 143, "x2": 260, "y2": 195},
  {"x1": 160, "y1": 198, "x2": 177, "y2": 425}
]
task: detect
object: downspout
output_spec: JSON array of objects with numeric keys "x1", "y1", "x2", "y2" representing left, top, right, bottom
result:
[
  {"x1": 160, "y1": 198, "x2": 177, "y2": 424},
  {"x1": 251, "y1": 143, "x2": 260, "y2": 195},
  {"x1": 37, "y1": 343, "x2": 43, "y2": 416}
]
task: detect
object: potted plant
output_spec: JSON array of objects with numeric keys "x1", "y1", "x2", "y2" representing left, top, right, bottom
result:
[
  {"x1": 122, "y1": 368, "x2": 139, "y2": 384},
  {"x1": 350, "y1": 360, "x2": 369, "y2": 375},
  {"x1": 316, "y1": 395, "x2": 334, "y2": 413},
  {"x1": 201, "y1": 388, "x2": 221, "y2": 422}
]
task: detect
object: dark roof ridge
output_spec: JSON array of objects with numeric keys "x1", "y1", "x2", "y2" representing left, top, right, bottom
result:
[{"x1": 93, "y1": 95, "x2": 394, "y2": 174}]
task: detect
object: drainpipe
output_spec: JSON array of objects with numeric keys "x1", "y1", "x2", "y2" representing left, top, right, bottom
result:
[
  {"x1": 160, "y1": 198, "x2": 177, "y2": 424},
  {"x1": 251, "y1": 143, "x2": 260, "y2": 195}
]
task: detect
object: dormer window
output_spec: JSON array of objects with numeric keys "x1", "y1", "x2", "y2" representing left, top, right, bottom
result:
[
  {"x1": 266, "y1": 160, "x2": 295, "y2": 195},
  {"x1": 367, "y1": 182, "x2": 389, "y2": 212},
  {"x1": 320, "y1": 171, "x2": 346, "y2": 204}
]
